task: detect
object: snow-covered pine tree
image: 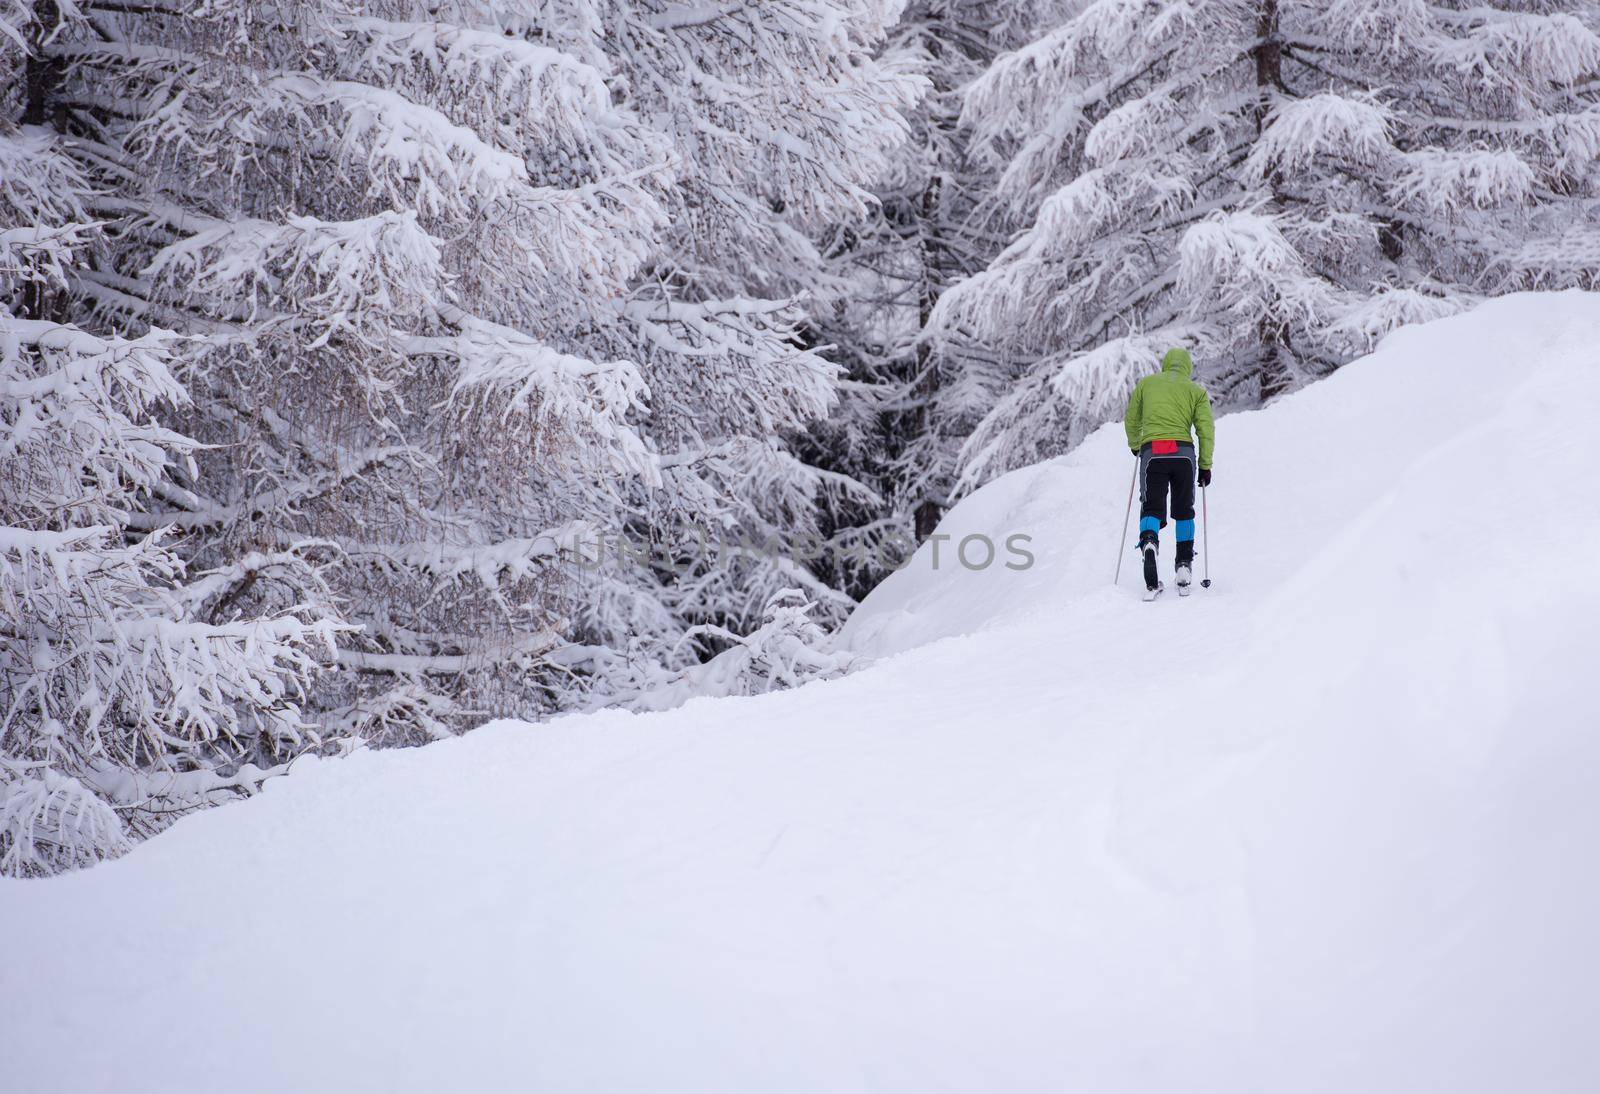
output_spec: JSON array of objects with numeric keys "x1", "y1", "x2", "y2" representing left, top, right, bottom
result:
[
  {"x1": 2, "y1": 1, "x2": 334, "y2": 876},
  {"x1": 581, "y1": 0, "x2": 926, "y2": 681},
  {"x1": 37, "y1": 0, "x2": 918, "y2": 733},
  {"x1": 930, "y1": 0, "x2": 1600, "y2": 494},
  {"x1": 798, "y1": 0, "x2": 1006, "y2": 593},
  {"x1": 45, "y1": 0, "x2": 675, "y2": 741}
]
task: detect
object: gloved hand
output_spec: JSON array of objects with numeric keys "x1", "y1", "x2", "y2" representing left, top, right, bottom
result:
[
  {"x1": 1198, "y1": 468, "x2": 1212, "y2": 488},
  {"x1": 1131, "y1": 448, "x2": 1139, "y2": 457}
]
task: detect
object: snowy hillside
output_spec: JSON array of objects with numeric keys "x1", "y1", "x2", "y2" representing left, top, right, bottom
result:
[{"x1": 4, "y1": 293, "x2": 1598, "y2": 1093}]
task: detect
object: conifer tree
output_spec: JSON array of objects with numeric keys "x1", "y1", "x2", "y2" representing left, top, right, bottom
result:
[
  {"x1": 931, "y1": 0, "x2": 1600, "y2": 493},
  {"x1": 803, "y1": 0, "x2": 1004, "y2": 590},
  {"x1": 2, "y1": 1, "x2": 333, "y2": 875},
  {"x1": 26, "y1": 0, "x2": 918, "y2": 741}
]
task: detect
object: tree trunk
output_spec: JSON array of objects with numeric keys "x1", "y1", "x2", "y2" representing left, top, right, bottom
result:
[
  {"x1": 1253, "y1": 0, "x2": 1282, "y2": 118},
  {"x1": 912, "y1": 171, "x2": 946, "y2": 542},
  {"x1": 21, "y1": 0, "x2": 64, "y2": 127},
  {"x1": 20, "y1": 0, "x2": 68, "y2": 325},
  {"x1": 1253, "y1": 0, "x2": 1293, "y2": 401}
]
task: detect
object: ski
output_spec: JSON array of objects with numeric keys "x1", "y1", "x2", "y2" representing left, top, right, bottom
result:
[{"x1": 1142, "y1": 582, "x2": 1164, "y2": 602}]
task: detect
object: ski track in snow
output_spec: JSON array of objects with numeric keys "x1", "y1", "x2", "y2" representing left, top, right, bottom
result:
[{"x1": 3, "y1": 293, "x2": 1599, "y2": 1093}]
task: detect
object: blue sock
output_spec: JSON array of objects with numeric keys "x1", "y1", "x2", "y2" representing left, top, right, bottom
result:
[{"x1": 1176, "y1": 518, "x2": 1195, "y2": 542}]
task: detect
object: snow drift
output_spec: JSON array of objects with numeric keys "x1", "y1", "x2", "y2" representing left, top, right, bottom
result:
[{"x1": 3, "y1": 293, "x2": 1598, "y2": 1093}]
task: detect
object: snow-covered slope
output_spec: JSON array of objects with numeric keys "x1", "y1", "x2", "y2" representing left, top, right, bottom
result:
[{"x1": 4, "y1": 293, "x2": 1598, "y2": 1094}]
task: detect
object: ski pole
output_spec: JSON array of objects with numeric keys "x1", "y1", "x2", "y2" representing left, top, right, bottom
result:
[
  {"x1": 1113, "y1": 460, "x2": 1137, "y2": 585},
  {"x1": 1201, "y1": 485, "x2": 1212, "y2": 588}
]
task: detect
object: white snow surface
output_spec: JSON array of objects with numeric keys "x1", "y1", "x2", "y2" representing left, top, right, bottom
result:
[{"x1": 4, "y1": 293, "x2": 1598, "y2": 1093}]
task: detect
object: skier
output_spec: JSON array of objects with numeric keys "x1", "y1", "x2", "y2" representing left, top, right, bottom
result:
[{"x1": 1124, "y1": 347, "x2": 1214, "y2": 600}]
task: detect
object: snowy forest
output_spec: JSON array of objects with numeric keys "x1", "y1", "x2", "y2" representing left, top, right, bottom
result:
[{"x1": 5, "y1": 0, "x2": 1600, "y2": 877}]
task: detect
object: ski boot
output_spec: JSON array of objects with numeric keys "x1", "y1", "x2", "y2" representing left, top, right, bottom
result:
[
  {"x1": 1139, "y1": 530, "x2": 1162, "y2": 600},
  {"x1": 1175, "y1": 541, "x2": 1194, "y2": 597}
]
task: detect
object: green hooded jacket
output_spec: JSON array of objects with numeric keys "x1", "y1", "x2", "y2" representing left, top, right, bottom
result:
[{"x1": 1124, "y1": 348, "x2": 1215, "y2": 469}]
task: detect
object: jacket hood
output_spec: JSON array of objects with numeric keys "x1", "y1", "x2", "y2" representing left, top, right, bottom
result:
[{"x1": 1161, "y1": 347, "x2": 1193, "y2": 378}]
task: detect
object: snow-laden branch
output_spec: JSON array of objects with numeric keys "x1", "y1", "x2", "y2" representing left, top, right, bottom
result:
[
  {"x1": 336, "y1": 18, "x2": 648, "y2": 179},
  {"x1": 126, "y1": 445, "x2": 427, "y2": 533},
  {"x1": 602, "y1": 590, "x2": 855, "y2": 713},
  {"x1": 1246, "y1": 93, "x2": 1393, "y2": 180},
  {"x1": 626, "y1": 293, "x2": 840, "y2": 440},
  {"x1": 341, "y1": 523, "x2": 590, "y2": 593},
  {"x1": 336, "y1": 629, "x2": 560, "y2": 678},
  {"x1": 1388, "y1": 148, "x2": 1539, "y2": 218},
  {"x1": 418, "y1": 317, "x2": 658, "y2": 482},
  {"x1": 268, "y1": 74, "x2": 530, "y2": 215},
  {"x1": 145, "y1": 210, "x2": 445, "y2": 334}
]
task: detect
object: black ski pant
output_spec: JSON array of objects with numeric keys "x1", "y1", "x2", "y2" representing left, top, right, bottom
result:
[{"x1": 1139, "y1": 450, "x2": 1196, "y2": 566}]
